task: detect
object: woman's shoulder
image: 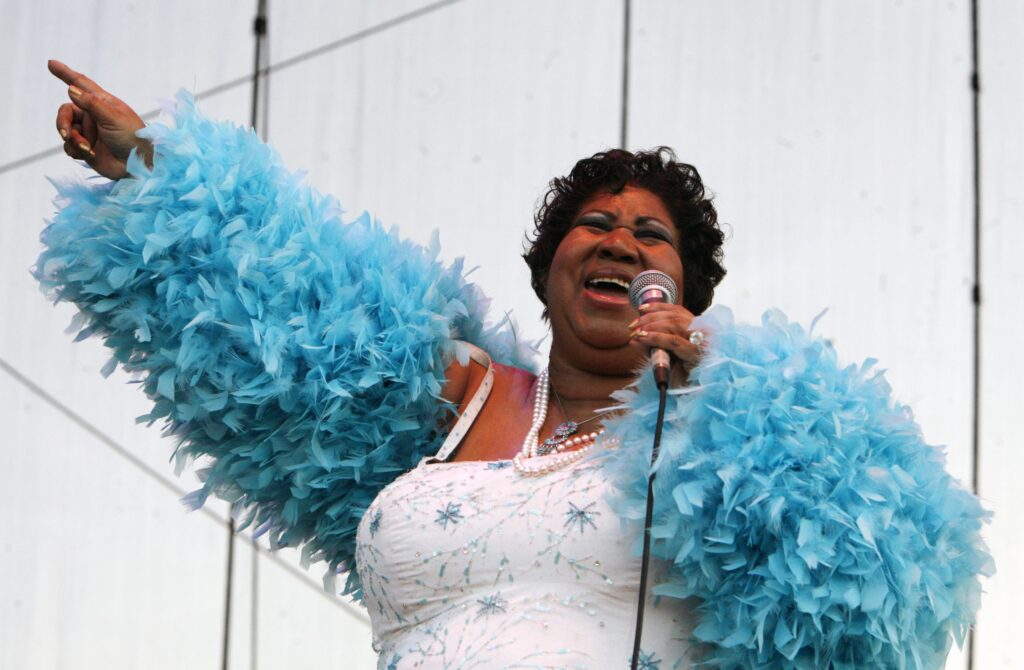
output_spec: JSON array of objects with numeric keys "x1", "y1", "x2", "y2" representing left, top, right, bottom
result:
[{"x1": 442, "y1": 344, "x2": 536, "y2": 409}]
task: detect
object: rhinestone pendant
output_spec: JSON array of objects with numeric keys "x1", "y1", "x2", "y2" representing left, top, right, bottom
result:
[
  {"x1": 554, "y1": 421, "x2": 578, "y2": 439},
  {"x1": 537, "y1": 436, "x2": 561, "y2": 455},
  {"x1": 537, "y1": 421, "x2": 579, "y2": 456}
]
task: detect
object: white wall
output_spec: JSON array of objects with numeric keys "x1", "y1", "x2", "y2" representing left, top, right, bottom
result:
[{"x1": 0, "y1": 1, "x2": 1015, "y2": 668}]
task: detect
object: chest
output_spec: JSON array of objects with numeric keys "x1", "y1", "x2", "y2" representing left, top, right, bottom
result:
[{"x1": 355, "y1": 457, "x2": 637, "y2": 628}]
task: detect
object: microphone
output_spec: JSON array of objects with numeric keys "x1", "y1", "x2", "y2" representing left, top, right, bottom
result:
[{"x1": 628, "y1": 270, "x2": 678, "y2": 390}]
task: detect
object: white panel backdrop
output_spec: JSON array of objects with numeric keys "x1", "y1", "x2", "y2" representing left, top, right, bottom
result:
[{"x1": 0, "y1": 1, "x2": 1016, "y2": 668}]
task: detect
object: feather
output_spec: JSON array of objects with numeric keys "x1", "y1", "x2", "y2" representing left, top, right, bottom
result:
[{"x1": 603, "y1": 306, "x2": 993, "y2": 668}]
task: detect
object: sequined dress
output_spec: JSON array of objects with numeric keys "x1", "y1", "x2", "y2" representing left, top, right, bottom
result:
[{"x1": 354, "y1": 348, "x2": 697, "y2": 670}]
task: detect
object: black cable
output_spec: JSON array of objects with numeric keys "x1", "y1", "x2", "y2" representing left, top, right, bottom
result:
[
  {"x1": 630, "y1": 381, "x2": 668, "y2": 670},
  {"x1": 223, "y1": 3, "x2": 270, "y2": 669},
  {"x1": 967, "y1": 1, "x2": 981, "y2": 668},
  {"x1": 248, "y1": 3, "x2": 270, "y2": 667},
  {"x1": 251, "y1": 538, "x2": 260, "y2": 670},
  {"x1": 251, "y1": 4, "x2": 269, "y2": 135},
  {"x1": 968, "y1": 0, "x2": 982, "y2": 509},
  {"x1": 222, "y1": 520, "x2": 236, "y2": 670}
]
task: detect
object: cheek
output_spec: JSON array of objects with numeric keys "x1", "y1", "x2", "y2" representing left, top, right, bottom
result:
[
  {"x1": 552, "y1": 229, "x2": 587, "y2": 260},
  {"x1": 543, "y1": 251, "x2": 570, "y2": 307},
  {"x1": 545, "y1": 234, "x2": 587, "y2": 294}
]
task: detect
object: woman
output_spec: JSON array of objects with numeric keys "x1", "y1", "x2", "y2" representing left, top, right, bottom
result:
[{"x1": 39, "y1": 60, "x2": 989, "y2": 669}]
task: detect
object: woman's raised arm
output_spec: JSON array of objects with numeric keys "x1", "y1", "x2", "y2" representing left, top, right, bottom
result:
[{"x1": 35, "y1": 63, "x2": 533, "y2": 595}]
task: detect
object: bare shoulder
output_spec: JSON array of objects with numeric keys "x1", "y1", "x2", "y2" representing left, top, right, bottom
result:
[
  {"x1": 441, "y1": 355, "x2": 478, "y2": 406},
  {"x1": 442, "y1": 352, "x2": 535, "y2": 409}
]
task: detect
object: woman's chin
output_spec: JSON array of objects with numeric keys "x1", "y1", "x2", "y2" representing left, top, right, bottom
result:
[
  {"x1": 551, "y1": 312, "x2": 638, "y2": 365},
  {"x1": 552, "y1": 328, "x2": 645, "y2": 375},
  {"x1": 579, "y1": 332, "x2": 645, "y2": 362},
  {"x1": 572, "y1": 320, "x2": 630, "y2": 349}
]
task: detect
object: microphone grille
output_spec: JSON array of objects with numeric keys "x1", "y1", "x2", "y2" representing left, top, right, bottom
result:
[{"x1": 628, "y1": 270, "x2": 679, "y2": 308}]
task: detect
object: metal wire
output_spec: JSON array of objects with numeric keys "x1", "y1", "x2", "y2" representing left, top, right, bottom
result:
[{"x1": 0, "y1": 0, "x2": 466, "y2": 177}]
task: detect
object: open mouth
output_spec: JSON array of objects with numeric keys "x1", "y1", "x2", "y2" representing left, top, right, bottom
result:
[{"x1": 584, "y1": 276, "x2": 631, "y2": 299}]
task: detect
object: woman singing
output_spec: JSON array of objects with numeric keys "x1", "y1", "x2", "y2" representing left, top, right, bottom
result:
[{"x1": 37, "y1": 60, "x2": 990, "y2": 669}]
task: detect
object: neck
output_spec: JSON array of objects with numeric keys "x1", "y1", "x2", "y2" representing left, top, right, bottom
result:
[{"x1": 545, "y1": 349, "x2": 636, "y2": 422}]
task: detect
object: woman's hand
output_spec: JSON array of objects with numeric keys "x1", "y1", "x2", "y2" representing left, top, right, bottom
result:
[
  {"x1": 48, "y1": 60, "x2": 150, "y2": 180},
  {"x1": 628, "y1": 302, "x2": 708, "y2": 366}
]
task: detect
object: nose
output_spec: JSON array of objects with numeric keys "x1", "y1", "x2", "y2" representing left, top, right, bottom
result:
[{"x1": 596, "y1": 227, "x2": 639, "y2": 263}]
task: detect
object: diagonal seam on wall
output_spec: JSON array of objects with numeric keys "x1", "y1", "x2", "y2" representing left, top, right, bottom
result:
[{"x1": 0, "y1": 356, "x2": 368, "y2": 623}]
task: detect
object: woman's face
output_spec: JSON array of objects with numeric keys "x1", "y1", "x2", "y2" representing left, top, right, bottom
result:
[{"x1": 545, "y1": 185, "x2": 684, "y2": 372}]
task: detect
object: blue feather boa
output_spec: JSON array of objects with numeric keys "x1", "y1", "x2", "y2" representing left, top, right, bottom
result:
[
  {"x1": 603, "y1": 306, "x2": 992, "y2": 669},
  {"x1": 34, "y1": 91, "x2": 534, "y2": 596},
  {"x1": 35, "y1": 93, "x2": 990, "y2": 667}
]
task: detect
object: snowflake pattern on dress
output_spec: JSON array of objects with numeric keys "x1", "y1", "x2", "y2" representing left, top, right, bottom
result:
[
  {"x1": 368, "y1": 509, "x2": 383, "y2": 538},
  {"x1": 634, "y1": 649, "x2": 662, "y2": 669},
  {"x1": 475, "y1": 593, "x2": 508, "y2": 618},
  {"x1": 434, "y1": 501, "x2": 463, "y2": 530},
  {"x1": 564, "y1": 501, "x2": 600, "y2": 534}
]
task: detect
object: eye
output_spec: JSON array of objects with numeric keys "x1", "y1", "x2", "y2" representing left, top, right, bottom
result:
[
  {"x1": 636, "y1": 229, "x2": 672, "y2": 243},
  {"x1": 576, "y1": 215, "x2": 610, "y2": 231}
]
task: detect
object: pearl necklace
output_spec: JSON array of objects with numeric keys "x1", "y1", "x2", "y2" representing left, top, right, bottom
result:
[{"x1": 513, "y1": 367, "x2": 607, "y2": 476}]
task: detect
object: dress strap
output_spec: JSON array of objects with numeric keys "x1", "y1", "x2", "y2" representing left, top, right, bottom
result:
[{"x1": 425, "y1": 343, "x2": 495, "y2": 463}]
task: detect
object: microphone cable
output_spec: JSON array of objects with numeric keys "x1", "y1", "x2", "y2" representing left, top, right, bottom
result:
[{"x1": 629, "y1": 376, "x2": 669, "y2": 670}]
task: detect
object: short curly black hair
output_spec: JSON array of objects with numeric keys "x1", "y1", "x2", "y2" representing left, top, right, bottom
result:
[{"x1": 523, "y1": 147, "x2": 726, "y2": 318}]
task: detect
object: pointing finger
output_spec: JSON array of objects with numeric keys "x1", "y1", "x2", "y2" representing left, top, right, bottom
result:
[{"x1": 47, "y1": 59, "x2": 103, "y2": 93}]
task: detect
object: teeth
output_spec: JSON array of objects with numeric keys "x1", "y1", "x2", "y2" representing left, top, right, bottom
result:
[{"x1": 586, "y1": 277, "x2": 630, "y2": 290}]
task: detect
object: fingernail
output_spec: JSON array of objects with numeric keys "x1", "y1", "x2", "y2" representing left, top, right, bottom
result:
[
  {"x1": 627, "y1": 319, "x2": 638, "y2": 329},
  {"x1": 59, "y1": 128, "x2": 67, "y2": 139},
  {"x1": 78, "y1": 142, "x2": 92, "y2": 154},
  {"x1": 69, "y1": 85, "x2": 83, "y2": 98},
  {"x1": 638, "y1": 304, "x2": 649, "y2": 312},
  {"x1": 631, "y1": 329, "x2": 648, "y2": 338}
]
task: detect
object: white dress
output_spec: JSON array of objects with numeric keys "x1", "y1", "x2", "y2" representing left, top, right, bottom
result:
[{"x1": 354, "y1": 350, "x2": 698, "y2": 670}]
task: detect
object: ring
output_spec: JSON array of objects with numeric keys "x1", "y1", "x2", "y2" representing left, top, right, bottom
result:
[{"x1": 688, "y1": 330, "x2": 705, "y2": 353}]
